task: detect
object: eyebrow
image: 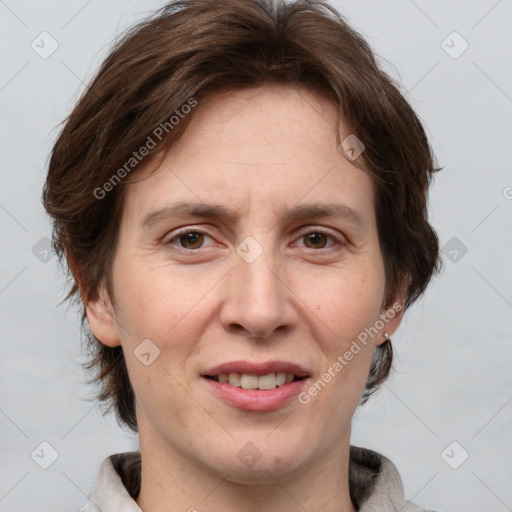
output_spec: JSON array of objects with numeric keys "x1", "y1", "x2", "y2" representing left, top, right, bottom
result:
[{"x1": 141, "y1": 200, "x2": 369, "y2": 232}]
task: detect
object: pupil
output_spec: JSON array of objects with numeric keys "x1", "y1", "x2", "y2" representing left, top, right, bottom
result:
[
  {"x1": 181, "y1": 232, "x2": 203, "y2": 249},
  {"x1": 305, "y1": 233, "x2": 326, "y2": 248}
]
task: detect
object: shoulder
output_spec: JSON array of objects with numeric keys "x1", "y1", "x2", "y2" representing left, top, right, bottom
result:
[
  {"x1": 349, "y1": 445, "x2": 439, "y2": 512},
  {"x1": 78, "y1": 452, "x2": 142, "y2": 512}
]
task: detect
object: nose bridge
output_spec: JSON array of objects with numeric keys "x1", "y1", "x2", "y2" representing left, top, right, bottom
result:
[
  {"x1": 235, "y1": 238, "x2": 283, "y2": 305},
  {"x1": 221, "y1": 236, "x2": 293, "y2": 337}
]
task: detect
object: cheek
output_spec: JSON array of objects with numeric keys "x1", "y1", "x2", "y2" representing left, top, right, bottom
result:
[
  {"x1": 113, "y1": 258, "x2": 207, "y2": 418},
  {"x1": 112, "y1": 255, "x2": 219, "y2": 342},
  {"x1": 297, "y1": 260, "x2": 385, "y2": 339},
  {"x1": 294, "y1": 258, "x2": 385, "y2": 397}
]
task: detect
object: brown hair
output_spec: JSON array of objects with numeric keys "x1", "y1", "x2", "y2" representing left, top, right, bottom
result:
[{"x1": 43, "y1": 0, "x2": 442, "y2": 431}]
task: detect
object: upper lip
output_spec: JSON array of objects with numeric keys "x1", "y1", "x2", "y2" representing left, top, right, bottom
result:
[{"x1": 202, "y1": 360, "x2": 310, "y2": 378}]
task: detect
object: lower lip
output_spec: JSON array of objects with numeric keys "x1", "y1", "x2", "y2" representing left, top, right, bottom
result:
[{"x1": 202, "y1": 377, "x2": 308, "y2": 411}]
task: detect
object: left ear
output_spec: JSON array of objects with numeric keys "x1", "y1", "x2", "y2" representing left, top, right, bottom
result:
[{"x1": 376, "y1": 280, "x2": 407, "y2": 346}]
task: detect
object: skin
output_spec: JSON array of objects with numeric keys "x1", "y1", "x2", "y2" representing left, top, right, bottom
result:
[{"x1": 85, "y1": 84, "x2": 405, "y2": 512}]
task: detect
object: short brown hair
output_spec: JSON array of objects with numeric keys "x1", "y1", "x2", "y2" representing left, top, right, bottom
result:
[{"x1": 43, "y1": 0, "x2": 442, "y2": 431}]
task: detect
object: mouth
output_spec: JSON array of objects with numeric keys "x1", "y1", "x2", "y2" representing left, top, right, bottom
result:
[{"x1": 201, "y1": 360, "x2": 311, "y2": 409}]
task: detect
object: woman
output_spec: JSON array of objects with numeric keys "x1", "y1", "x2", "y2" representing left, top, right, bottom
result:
[{"x1": 43, "y1": 0, "x2": 442, "y2": 510}]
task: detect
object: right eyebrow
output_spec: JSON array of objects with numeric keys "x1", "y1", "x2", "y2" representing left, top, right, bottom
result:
[{"x1": 141, "y1": 201, "x2": 237, "y2": 228}]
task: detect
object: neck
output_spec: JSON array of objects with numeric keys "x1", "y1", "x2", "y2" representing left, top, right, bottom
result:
[{"x1": 135, "y1": 424, "x2": 357, "y2": 512}]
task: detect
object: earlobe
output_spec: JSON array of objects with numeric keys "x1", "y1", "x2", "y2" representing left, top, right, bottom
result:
[{"x1": 85, "y1": 283, "x2": 121, "y2": 348}]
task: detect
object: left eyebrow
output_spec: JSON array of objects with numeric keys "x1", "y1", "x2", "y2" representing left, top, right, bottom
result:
[
  {"x1": 280, "y1": 203, "x2": 369, "y2": 232},
  {"x1": 141, "y1": 200, "x2": 369, "y2": 232}
]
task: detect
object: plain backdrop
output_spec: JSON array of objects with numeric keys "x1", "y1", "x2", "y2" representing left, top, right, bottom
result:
[{"x1": 1, "y1": 1, "x2": 511, "y2": 511}]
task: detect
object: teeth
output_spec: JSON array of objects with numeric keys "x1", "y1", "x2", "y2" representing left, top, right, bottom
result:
[
  {"x1": 257, "y1": 373, "x2": 277, "y2": 390},
  {"x1": 228, "y1": 373, "x2": 241, "y2": 387},
  {"x1": 276, "y1": 372, "x2": 287, "y2": 386},
  {"x1": 217, "y1": 372, "x2": 297, "y2": 390},
  {"x1": 240, "y1": 374, "x2": 259, "y2": 389}
]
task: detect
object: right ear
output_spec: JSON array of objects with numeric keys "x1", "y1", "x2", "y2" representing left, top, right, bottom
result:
[
  {"x1": 85, "y1": 281, "x2": 121, "y2": 348},
  {"x1": 67, "y1": 252, "x2": 121, "y2": 348}
]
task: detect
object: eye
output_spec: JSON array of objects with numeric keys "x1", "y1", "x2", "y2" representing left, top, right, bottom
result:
[
  {"x1": 164, "y1": 230, "x2": 214, "y2": 250},
  {"x1": 295, "y1": 230, "x2": 343, "y2": 250}
]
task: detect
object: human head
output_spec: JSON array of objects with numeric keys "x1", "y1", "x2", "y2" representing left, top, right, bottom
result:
[{"x1": 43, "y1": 0, "x2": 441, "y2": 432}]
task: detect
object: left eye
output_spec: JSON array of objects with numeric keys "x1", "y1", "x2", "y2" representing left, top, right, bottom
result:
[{"x1": 297, "y1": 231, "x2": 337, "y2": 249}]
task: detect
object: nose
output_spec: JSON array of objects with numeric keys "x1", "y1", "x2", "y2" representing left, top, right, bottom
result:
[{"x1": 219, "y1": 246, "x2": 297, "y2": 339}]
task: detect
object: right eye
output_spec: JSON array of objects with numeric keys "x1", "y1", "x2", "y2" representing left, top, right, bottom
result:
[{"x1": 164, "y1": 229, "x2": 215, "y2": 251}]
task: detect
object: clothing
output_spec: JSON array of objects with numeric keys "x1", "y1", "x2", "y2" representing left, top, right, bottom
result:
[{"x1": 79, "y1": 446, "x2": 432, "y2": 511}]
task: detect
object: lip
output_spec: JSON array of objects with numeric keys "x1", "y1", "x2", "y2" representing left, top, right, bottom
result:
[
  {"x1": 202, "y1": 377, "x2": 309, "y2": 411},
  {"x1": 201, "y1": 360, "x2": 311, "y2": 412},
  {"x1": 202, "y1": 360, "x2": 310, "y2": 378}
]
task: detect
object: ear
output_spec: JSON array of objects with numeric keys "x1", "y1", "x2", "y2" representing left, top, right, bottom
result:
[
  {"x1": 376, "y1": 279, "x2": 408, "y2": 346},
  {"x1": 67, "y1": 251, "x2": 121, "y2": 348},
  {"x1": 85, "y1": 280, "x2": 121, "y2": 348}
]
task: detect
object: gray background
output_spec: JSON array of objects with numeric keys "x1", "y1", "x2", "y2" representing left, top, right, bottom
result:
[{"x1": 1, "y1": 0, "x2": 511, "y2": 510}]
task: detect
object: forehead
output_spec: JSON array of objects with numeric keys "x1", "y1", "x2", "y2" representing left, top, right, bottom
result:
[{"x1": 121, "y1": 84, "x2": 376, "y2": 226}]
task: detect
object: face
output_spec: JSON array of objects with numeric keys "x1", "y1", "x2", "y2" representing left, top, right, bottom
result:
[{"x1": 87, "y1": 84, "x2": 404, "y2": 483}]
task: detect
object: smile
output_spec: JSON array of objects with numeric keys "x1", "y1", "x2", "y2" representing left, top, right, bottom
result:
[{"x1": 201, "y1": 360, "x2": 311, "y2": 410}]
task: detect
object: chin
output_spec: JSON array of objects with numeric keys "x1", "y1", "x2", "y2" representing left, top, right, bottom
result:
[
  {"x1": 208, "y1": 436, "x2": 311, "y2": 484},
  {"x1": 222, "y1": 458, "x2": 305, "y2": 485}
]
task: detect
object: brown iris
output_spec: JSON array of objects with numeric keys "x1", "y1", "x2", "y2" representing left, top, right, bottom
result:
[
  {"x1": 303, "y1": 232, "x2": 328, "y2": 249},
  {"x1": 179, "y1": 232, "x2": 204, "y2": 249}
]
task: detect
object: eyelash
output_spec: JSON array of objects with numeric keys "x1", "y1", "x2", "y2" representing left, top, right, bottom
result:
[{"x1": 163, "y1": 227, "x2": 346, "y2": 252}]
